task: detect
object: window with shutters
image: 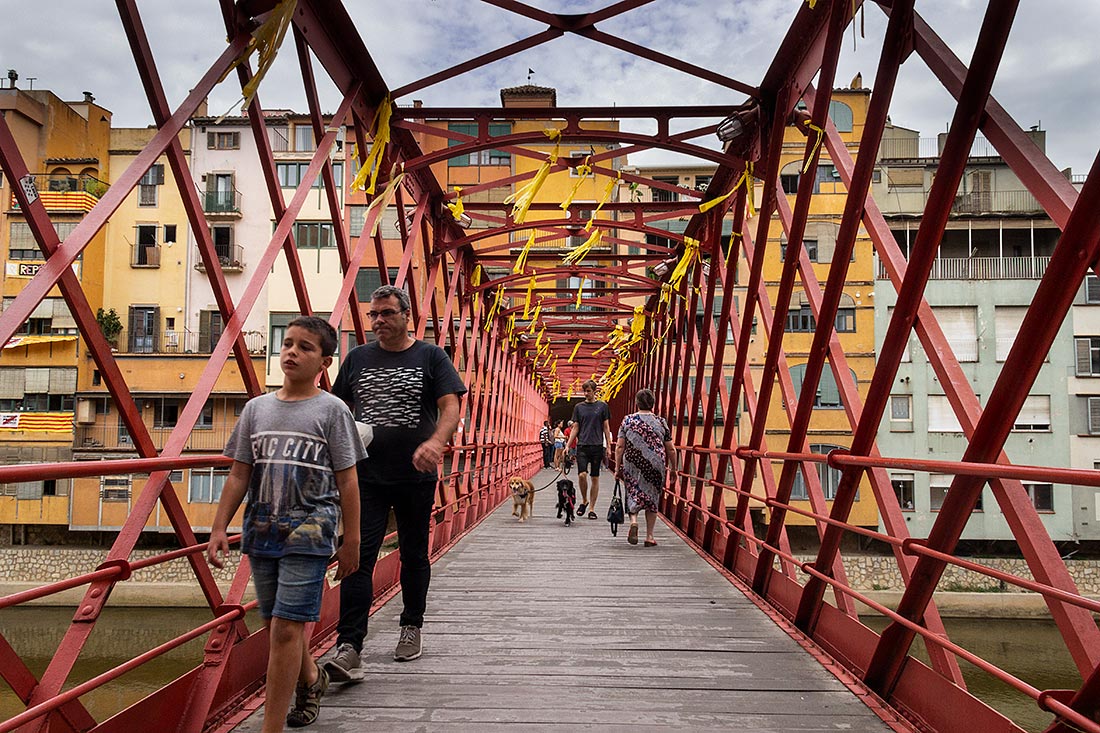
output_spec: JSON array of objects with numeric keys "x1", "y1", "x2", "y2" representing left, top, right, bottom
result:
[
  {"x1": 207, "y1": 131, "x2": 240, "y2": 150},
  {"x1": 891, "y1": 473, "x2": 915, "y2": 510},
  {"x1": 101, "y1": 476, "x2": 132, "y2": 502},
  {"x1": 650, "y1": 176, "x2": 680, "y2": 202},
  {"x1": 1086, "y1": 275, "x2": 1100, "y2": 304},
  {"x1": 447, "y1": 123, "x2": 511, "y2": 166},
  {"x1": 210, "y1": 225, "x2": 233, "y2": 259},
  {"x1": 1075, "y1": 337, "x2": 1100, "y2": 376},
  {"x1": 138, "y1": 164, "x2": 163, "y2": 207},
  {"x1": 292, "y1": 221, "x2": 335, "y2": 248},
  {"x1": 789, "y1": 362, "x2": 855, "y2": 409},
  {"x1": 930, "y1": 474, "x2": 983, "y2": 512},
  {"x1": 293, "y1": 124, "x2": 316, "y2": 152},
  {"x1": 1013, "y1": 395, "x2": 1050, "y2": 431},
  {"x1": 779, "y1": 239, "x2": 818, "y2": 262},
  {"x1": 127, "y1": 306, "x2": 159, "y2": 353},
  {"x1": 995, "y1": 306, "x2": 1027, "y2": 361},
  {"x1": 275, "y1": 162, "x2": 342, "y2": 189},
  {"x1": 1024, "y1": 482, "x2": 1054, "y2": 512},
  {"x1": 189, "y1": 467, "x2": 230, "y2": 503},
  {"x1": 1087, "y1": 397, "x2": 1100, "y2": 435},
  {"x1": 153, "y1": 398, "x2": 179, "y2": 429},
  {"x1": 932, "y1": 306, "x2": 978, "y2": 362},
  {"x1": 134, "y1": 223, "x2": 159, "y2": 267},
  {"x1": 269, "y1": 312, "x2": 333, "y2": 356},
  {"x1": 199, "y1": 310, "x2": 223, "y2": 353},
  {"x1": 9, "y1": 220, "x2": 78, "y2": 260},
  {"x1": 270, "y1": 125, "x2": 289, "y2": 152},
  {"x1": 928, "y1": 394, "x2": 973, "y2": 432},
  {"x1": 790, "y1": 444, "x2": 850, "y2": 501},
  {"x1": 355, "y1": 267, "x2": 400, "y2": 301}
]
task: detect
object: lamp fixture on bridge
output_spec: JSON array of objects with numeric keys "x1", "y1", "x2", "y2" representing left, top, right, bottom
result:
[
  {"x1": 716, "y1": 103, "x2": 760, "y2": 143},
  {"x1": 652, "y1": 257, "x2": 677, "y2": 279},
  {"x1": 456, "y1": 211, "x2": 473, "y2": 228}
]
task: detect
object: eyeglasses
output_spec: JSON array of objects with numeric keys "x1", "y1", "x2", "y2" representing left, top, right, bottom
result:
[{"x1": 367, "y1": 308, "x2": 405, "y2": 320}]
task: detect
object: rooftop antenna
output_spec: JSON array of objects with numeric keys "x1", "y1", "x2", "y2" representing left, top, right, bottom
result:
[{"x1": 26, "y1": 77, "x2": 36, "y2": 90}]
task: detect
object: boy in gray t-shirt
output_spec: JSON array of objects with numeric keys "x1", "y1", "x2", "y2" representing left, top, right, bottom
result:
[{"x1": 208, "y1": 316, "x2": 363, "y2": 729}]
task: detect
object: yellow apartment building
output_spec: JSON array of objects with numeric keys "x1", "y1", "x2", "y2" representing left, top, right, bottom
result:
[
  {"x1": 0, "y1": 88, "x2": 112, "y2": 541},
  {"x1": 750, "y1": 86, "x2": 880, "y2": 528}
]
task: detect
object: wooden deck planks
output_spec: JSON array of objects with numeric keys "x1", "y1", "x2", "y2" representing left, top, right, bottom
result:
[{"x1": 233, "y1": 468, "x2": 893, "y2": 732}]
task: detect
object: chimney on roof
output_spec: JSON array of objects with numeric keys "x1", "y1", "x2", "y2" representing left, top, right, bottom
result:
[
  {"x1": 83, "y1": 91, "x2": 95, "y2": 104},
  {"x1": 6, "y1": 69, "x2": 17, "y2": 89}
]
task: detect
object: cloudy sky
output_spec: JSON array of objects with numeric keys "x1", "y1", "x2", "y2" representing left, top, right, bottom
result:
[{"x1": 1, "y1": 0, "x2": 1096, "y2": 175}]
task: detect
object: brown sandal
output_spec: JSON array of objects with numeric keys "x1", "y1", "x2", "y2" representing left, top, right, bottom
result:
[
  {"x1": 627, "y1": 524, "x2": 638, "y2": 545},
  {"x1": 644, "y1": 539, "x2": 657, "y2": 547}
]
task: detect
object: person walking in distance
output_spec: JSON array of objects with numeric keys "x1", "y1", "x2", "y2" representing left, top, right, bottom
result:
[
  {"x1": 539, "y1": 419, "x2": 553, "y2": 469},
  {"x1": 566, "y1": 379, "x2": 613, "y2": 519},
  {"x1": 325, "y1": 285, "x2": 467, "y2": 680},
  {"x1": 615, "y1": 388, "x2": 676, "y2": 547}
]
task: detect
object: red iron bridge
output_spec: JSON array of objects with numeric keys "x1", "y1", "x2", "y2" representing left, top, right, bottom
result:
[{"x1": 0, "y1": 1, "x2": 1098, "y2": 731}]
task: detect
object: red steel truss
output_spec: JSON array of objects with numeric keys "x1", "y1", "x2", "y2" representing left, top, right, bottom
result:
[{"x1": 0, "y1": 1, "x2": 1097, "y2": 731}]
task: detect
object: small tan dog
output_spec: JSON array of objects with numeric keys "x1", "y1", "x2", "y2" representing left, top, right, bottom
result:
[{"x1": 509, "y1": 476, "x2": 535, "y2": 522}]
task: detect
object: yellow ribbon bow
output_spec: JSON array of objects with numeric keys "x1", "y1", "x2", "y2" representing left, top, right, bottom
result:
[
  {"x1": 446, "y1": 186, "x2": 465, "y2": 221},
  {"x1": 350, "y1": 96, "x2": 393, "y2": 195},
  {"x1": 503, "y1": 128, "x2": 561, "y2": 224},
  {"x1": 513, "y1": 230, "x2": 536, "y2": 274},
  {"x1": 668, "y1": 236, "x2": 700, "y2": 290},
  {"x1": 562, "y1": 229, "x2": 602, "y2": 266}
]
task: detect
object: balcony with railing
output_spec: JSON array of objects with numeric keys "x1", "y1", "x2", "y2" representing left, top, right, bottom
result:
[
  {"x1": 9, "y1": 173, "x2": 109, "y2": 213},
  {"x1": 878, "y1": 135, "x2": 1002, "y2": 160},
  {"x1": 877, "y1": 188, "x2": 1045, "y2": 216},
  {"x1": 130, "y1": 243, "x2": 161, "y2": 268},
  {"x1": 109, "y1": 328, "x2": 266, "y2": 355},
  {"x1": 876, "y1": 255, "x2": 1051, "y2": 281},
  {"x1": 75, "y1": 420, "x2": 235, "y2": 452},
  {"x1": 202, "y1": 189, "x2": 242, "y2": 217},
  {"x1": 194, "y1": 244, "x2": 245, "y2": 272}
]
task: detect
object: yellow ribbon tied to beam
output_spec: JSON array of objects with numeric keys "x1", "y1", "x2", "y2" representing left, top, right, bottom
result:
[
  {"x1": 527, "y1": 298, "x2": 543, "y2": 333},
  {"x1": 569, "y1": 339, "x2": 583, "y2": 362},
  {"x1": 504, "y1": 128, "x2": 561, "y2": 224},
  {"x1": 562, "y1": 228, "x2": 602, "y2": 266},
  {"x1": 484, "y1": 284, "x2": 505, "y2": 331},
  {"x1": 629, "y1": 305, "x2": 647, "y2": 345},
  {"x1": 523, "y1": 273, "x2": 537, "y2": 320},
  {"x1": 586, "y1": 175, "x2": 619, "y2": 231},
  {"x1": 350, "y1": 96, "x2": 393, "y2": 195},
  {"x1": 446, "y1": 187, "x2": 465, "y2": 221},
  {"x1": 802, "y1": 123, "x2": 825, "y2": 174},
  {"x1": 560, "y1": 156, "x2": 592, "y2": 211},
  {"x1": 364, "y1": 163, "x2": 406, "y2": 238},
  {"x1": 667, "y1": 236, "x2": 700, "y2": 290},
  {"x1": 513, "y1": 230, "x2": 536, "y2": 274},
  {"x1": 575, "y1": 278, "x2": 584, "y2": 307},
  {"x1": 222, "y1": 0, "x2": 299, "y2": 110}
]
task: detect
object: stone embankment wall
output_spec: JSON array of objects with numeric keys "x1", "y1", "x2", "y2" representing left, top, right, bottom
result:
[{"x1": 3, "y1": 548, "x2": 1099, "y2": 610}]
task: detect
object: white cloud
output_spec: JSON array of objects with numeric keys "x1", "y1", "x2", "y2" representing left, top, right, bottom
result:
[{"x1": 0, "y1": 0, "x2": 1094, "y2": 174}]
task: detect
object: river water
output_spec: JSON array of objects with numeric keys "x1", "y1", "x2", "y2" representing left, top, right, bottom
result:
[{"x1": 0, "y1": 608, "x2": 1084, "y2": 731}]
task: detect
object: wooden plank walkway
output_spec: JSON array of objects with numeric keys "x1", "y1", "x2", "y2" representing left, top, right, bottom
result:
[{"x1": 235, "y1": 468, "x2": 894, "y2": 732}]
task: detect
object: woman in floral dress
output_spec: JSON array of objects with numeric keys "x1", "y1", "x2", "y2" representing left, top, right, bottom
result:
[{"x1": 614, "y1": 389, "x2": 676, "y2": 546}]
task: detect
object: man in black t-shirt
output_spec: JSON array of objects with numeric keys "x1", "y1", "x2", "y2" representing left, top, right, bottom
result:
[
  {"x1": 566, "y1": 379, "x2": 613, "y2": 519},
  {"x1": 326, "y1": 286, "x2": 466, "y2": 678}
]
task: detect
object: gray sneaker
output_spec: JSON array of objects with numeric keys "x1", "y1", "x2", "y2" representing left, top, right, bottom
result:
[
  {"x1": 323, "y1": 642, "x2": 360, "y2": 682},
  {"x1": 393, "y1": 625, "x2": 422, "y2": 662}
]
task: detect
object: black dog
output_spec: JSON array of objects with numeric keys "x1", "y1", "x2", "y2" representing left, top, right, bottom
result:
[{"x1": 556, "y1": 478, "x2": 577, "y2": 526}]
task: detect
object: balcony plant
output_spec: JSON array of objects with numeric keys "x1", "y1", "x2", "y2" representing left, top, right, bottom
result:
[{"x1": 96, "y1": 307, "x2": 122, "y2": 349}]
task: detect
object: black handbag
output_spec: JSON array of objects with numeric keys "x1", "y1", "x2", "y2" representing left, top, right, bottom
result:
[{"x1": 607, "y1": 480, "x2": 625, "y2": 535}]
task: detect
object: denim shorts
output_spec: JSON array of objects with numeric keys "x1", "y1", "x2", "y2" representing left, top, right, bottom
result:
[
  {"x1": 250, "y1": 554, "x2": 330, "y2": 622},
  {"x1": 576, "y1": 445, "x2": 605, "y2": 476}
]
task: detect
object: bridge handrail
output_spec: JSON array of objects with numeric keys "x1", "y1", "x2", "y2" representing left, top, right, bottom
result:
[
  {"x1": 0, "y1": 604, "x2": 253, "y2": 733},
  {"x1": 657, "y1": 470, "x2": 1100, "y2": 733}
]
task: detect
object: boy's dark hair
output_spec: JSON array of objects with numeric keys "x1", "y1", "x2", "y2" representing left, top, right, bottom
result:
[
  {"x1": 582, "y1": 379, "x2": 598, "y2": 391},
  {"x1": 287, "y1": 316, "x2": 338, "y2": 357}
]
